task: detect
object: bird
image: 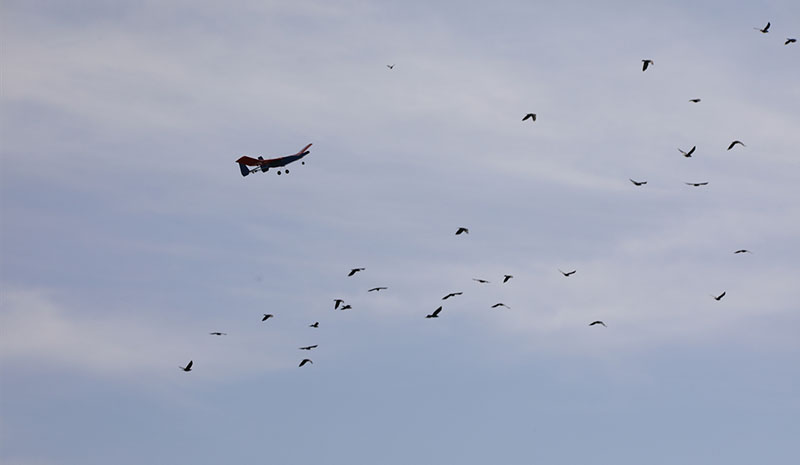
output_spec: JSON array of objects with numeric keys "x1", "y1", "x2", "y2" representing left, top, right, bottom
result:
[
  {"x1": 333, "y1": 299, "x2": 344, "y2": 309},
  {"x1": 559, "y1": 269, "x2": 576, "y2": 277},
  {"x1": 473, "y1": 278, "x2": 490, "y2": 284},
  {"x1": 522, "y1": 113, "x2": 536, "y2": 122},
  {"x1": 629, "y1": 179, "x2": 647, "y2": 186},
  {"x1": 727, "y1": 140, "x2": 746, "y2": 150},
  {"x1": 712, "y1": 291, "x2": 726, "y2": 301},
  {"x1": 309, "y1": 322, "x2": 319, "y2": 328},
  {"x1": 209, "y1": 332, "x2": 227, "y2": 336},
  {"x1": 755, "y1": 22, "x2": 770, "y2": 33},
  {"x1": 491, "y1": 303, "x2": 510, "y2": 309},
  {"x1": 685, "y1": 182, "x2": 709, "y2": 187},
  {"x1": 299, "y1": 345, "x2": 318, "y2": 350},
  {"x1": 786, "y1": 38, "x2": 797, "y2": 45},
  {"x1": 340, "y1": 304, "x2": 352, "y2": 310},
  {"x1": 299, "y1": 359, "x2": 313, "y2": 367},
  {"x1": 348, "y1": 268, "x2": 365, "y2": 276},
  {"x1": 455, "y1": 227, "x2": 469, "y2": 235},
  {"x1": 689, "y1": 98, "x2": 702, "y2": 103},
  {"x1": 734, "y1": 249, "x2": 751, "y2": 254},
  {"x1": 387, "y1": 64, "x2": 394, "y2": 69},
  {"x1": 589, "y1": 321, "x2": 606, "y2": 327},
  {"x1": 262, "y1": 314, "x2": 274, "y2": 321},
  {"x1": 426, "y1": 306, "x2": 443, "y2": 318},
  {"x1": 503, "y1": 274, "x2": 513, "y2": 283},
  {"x1": 368, "y1": 287, "x2": 388, "y2": 292},
  {"x1": 679, "y1": 146, "x2": 696, "y2": 157},
  {"x1": 642, "y1": 59, "x2": 654, "y2": 71},
  {"x1": 180, "y1": 360, "x2": 193, "y2": 372},
  {"x1": 442, "y1": 292, "x2": 463, "y2": 300}
]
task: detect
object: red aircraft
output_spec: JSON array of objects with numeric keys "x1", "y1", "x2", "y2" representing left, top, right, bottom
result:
[{"x1": 236, "y1": 143, "x2": 312, "y2": 176}]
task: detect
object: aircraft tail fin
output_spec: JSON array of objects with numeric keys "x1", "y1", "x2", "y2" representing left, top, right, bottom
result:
[{"x1": 239, "y1": 163, "x2": 250, "y2": 177}]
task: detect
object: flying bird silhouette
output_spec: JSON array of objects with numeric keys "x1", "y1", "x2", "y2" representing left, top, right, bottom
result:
[
  {"x1": 713, "y1": 291, "x2": 726, "y2": 301},
  {"x1": 180, "y1": 360, "x2": 193, "y2": 372},
  {"x1": 333, "y1": 299, "x2": 344, "y2": 309},
  {"x1": 340, "y1": 304, "x2": 352, "y2": 310},
  {"x1": 348, "y1": 268, "x2": 365, "y2": 276},
  {"x1": 299, "y1": 359, "x2": 313, "y2": 367},
  {"x1": 786, "y1": 38, "x2": 797, "y2": 45},
  {"x1": 679, "y1": 146, "x2": 696, "y2": 157},
  {"x1": 491, "y1": 303, "x2": 511, "y2": 309},
  {"x1": 455, "y1": 227, "x2": 469, "y2": 235},
  {"x1": 522, "y1": 113, "x2": 536, "y2": 122},
  {"x1": 442, "y1": 292, "x2": 463, "y2": 300},
  {"x1": 589, "y1": 321, "x2": 606, "y2": 327},
  {"x1": 559, "y1": 269, "x2": 576, "y2": 277},
  {"x1": 734, "y1": 249, "x2": 751, "y2": 254},
  {"x1": 299, "y1": 345, "x2": 318, "y2": 350},
  {"x1": 629, "y1": 179, "x2": 647, "y2": 186},
  {"x1": 685, "y1": 182, "x2": 709, "y2": 187},
  {"x1": 262, "y1": 314, "x2": 274, "y2": 321},
  {"x1": 426, "y1": 306, "x2": 443, "y2": 318},
  {"x1": 727, "y1": 140, "x2": 746, "y2": 150},
  {"x1": 755, "y1": 22, "x2": 770, "y2": 33},
  {"x1": 473, "y1": 278, "x2": 490, "y2": 284},
  {"x1": 209, "y1": 332, "x2": 227, "y2": 336},
  {"x1": 689, "y1": 98, "x2": 702, "y2": 103},
  {"x1": 387, "y1": 64, "x2": 394, "y2": 69},
  {"x1": 503, "y1": 274, "x2": 513, "y2": 283},
  {"x1": 642, "y1": 59, "x2": 654, "y2": 71},
  {"x1": 309, "y1": 322, "x2": 319, "y2": 328},
  {"x1": 368, "y1": 287, "x2": 388, "y2": 292}
]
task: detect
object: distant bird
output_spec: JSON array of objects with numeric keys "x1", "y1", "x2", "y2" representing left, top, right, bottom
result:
[
  {"x1": 209, "y1": 332, "x2": 227, "y2": 336},
  {"x1": 589, "y1": 321, "x2": 606, "y2": 327},
  {"x1": 262, "y1": 314, "x2": 274, "y2": 321},
  {"x1": 348, "y1": 268, "x2": 365, "y2": 276},
  {"x1": 473, "y1": 278, "x2": 490, "y2": 283},
  {"x1": 442, "y1": 292, "x2": 463, "y2": 300},
  {"x1": 180, "y1": 360, "x2": 193, "y2": 372},
  {"x1": 685, "y1": 182, "x2": 709, "y2": 187},
  {"x1": 455, "y1": 227, "x2": 469, "y2": 235},
  {"x1": 503, "y1": 274, "x2": 513, "y2": 283},
  {"x1": 522, "y1": 113, "x2": 536, "y2": 122},
  {"x1": 368, "y1": 287, "x2": 388, "y2": 292},
  {"x1": 333, "y1": 299, "x2": 344, "y2": 309},
  {"x1": 309, "y1": 322, "x2": 319, "y2": 328},
  {"x1": 734, "y1": 249, "x2": 751, "y2": 254},
  {"x1": 712, "y1": 291, "x2": 726, "y2": 301},
  {"x1": 299, "y1": 359, "x2": 313, "y2": 367},
  {"x1": 689, "y1": 98, "x2": 702, "y2": 103},
  {"x1": 387, "y1": 64, "x2": 394, "y2": 69},
  {"x1": 491, "y1": 303, "x2": 511, "y2": 309},
  {"x1": 727, "y1": 140, "x2": 746, "y2": 150},
  {"x1": 426, "y1": 306, "x2": 443, "y2": 318},
  {"x1": 340, "y1": 304, "x2": 352, "y2": 311},
  {"x1": 642, "y1": 59, "x2": 654, "y2": 71},
  {"x1": 559, "y1": 269, "x2": 576, "y2": 277},
  {"x1": 679, "y1": 146, "x2": 696, "y2": 157},
  {"x1": 299, "y1": 345, "x2": 318, "y2": 350},
  {"x1": 786, "y1": 38, "x2": 797, "y2": 45},
  {"x1": 755, "y1": 22, "x2": 770, "y2": 33},
  {"x1": 629, "y1": 179, "x2": 647, "y2": 186}
]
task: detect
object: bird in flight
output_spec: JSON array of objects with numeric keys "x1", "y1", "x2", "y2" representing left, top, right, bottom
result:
[
  {"x1": 491, "y1": 303, "x2": 511, "y2": 309},
  {"x1": 333, "y1": 299, "x2": 344, "y2": 309},
  {"x1": 368, "y1": 287, "x2": 388, "y2": 292},
  {"x1": 727, "y1": 140, "x2": 746, "y2": 150},
  {"x1": 180, "y1": 360, "x2": 193, "y2": 372},
  {"x1": 473, "y1": 278, "x2": 490, "y2": 284},
  {"x1": 589, "y1": 321, "x2": 606, "y2": 327},
  {"x1": 642, "y1": 59, "x2": 654, "y2": 71},
  {"x1": 559, "y1": 269, "x2": 576, "y2": 277},
  {"x1": 387, "y1": 64, "x2": 394, "y2": 69},
  {"x1": 689, "y1": 98, "x2": 702, "y2": 103},
  {"x1": 442, "y1": 292, "x2": 463, "y2": 300},
  {"x1": 734, "y1": 249, "x2": 751, "y2": 254},
  {"x1": 426, "y1": 306, "x2": 443, "y2": 318},
  {"x1": 455, "y1": 227, "x2": 469, "y2": 235},
  {"x1": 522, "y1": 113, "x2": 536, "y2": 122},
  {"x1": 299, "y1": 359, "x2": 313, "y2": 367},
  {"x1": 679, "y1": 146, "x2": 696, "y2": 157},
  {"x1": 503, "y1": 274, "x2": 514, "y2": 283},
  {"x1": 712, "y1": 291, "x2": 726, "y2": 301},
  {"x1": 340, "y1": 304, "x2": 352, "y2": 311},
  {"x1": 299, "y1": 345, "x2": 318, "y2": 350},
  {"x1": 755, "y1": 22, "x2": 770, "y2": 33},
  {"x1": 629, "y1": 179, "x2": 647, "y2": 186},
  {"x1": 685, "y1": 182, "x2": 709, "y2": 187},
  {"x1": 786, "y1": 38, "x2": 797, "y2": 45},
  {"x1": 309, "y1": 322, "x2": 319, "y2": 328},
  {"x1": 262, "y1": 314, "x2": 274, "y2": 321},
  {"x1": 348, "y1": 268, "x2": 365, "y2": 276},
  {"x1": 209, "y1": 332, "x2": 227, "y2": 336}
]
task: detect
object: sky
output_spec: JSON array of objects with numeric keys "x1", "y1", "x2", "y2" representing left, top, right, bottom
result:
[{"x1": 1, "y1": 1, "x2": 799, "y2": 463}]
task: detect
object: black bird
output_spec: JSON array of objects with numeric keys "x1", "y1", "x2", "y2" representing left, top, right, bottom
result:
[
  {"x1": 442, "y1": 292, "x2": 463, "y2": 300},
  {"x1": 755, "y1": 22, "x2": 770, "y2": 33},
  {"x1": 712, "y1": 291, "x2": 726, "y2": 301},
  {"x1": 426, "y1": 306, "x2": 443, "y2": 318},
  {"x1": 455, "y1": 227, "x2": 469, "y2": 235},
  {"x1": 333, "y1": 299, "x2": 344, "y2": 309},
  {"x1": 368, "y1": 287, "x2": 388, "y2": 292},
  {"x1": 387, "y1": 64, "x2": 394, "y2": 69},
  {"x1": 559, "y1": 269, "x2": 576, "y2": 277},
  {"x1": 734, "y1": 249, "x2": 751, "y2": 254},
  {"x1": 491, "y1": 303, "x2": 510, "y2": 309},
  {"x1": 679, "y1": 146, "x2": 696, "y2": 157},
  {"x1": 262, "y1": 314, "x2": 274, "y2": 321},
  {"x1": 209, "y1": 332, "x2": 227, "y2": 336},
  {"x1": 786, "y1": 38, "x2": 797, "y2": 45},
  {"x1": 180, "y1": 360, "x2": 193, "y2": 372},
  {"x1": 340, "y1": 304, "x2": 352, "y2": 310},
  {"x1": 522, "y1": 113, "x2": 536, "y2": 122},
  {"x1": 689, "y1": 98, "x2": 702, "y2": 103},
  {"x1": 473, "y1": 278, "x2": 490, "y2": 284},
  {"x1": 727, "y1": 140, "x2": 746, "y2": 150},
  {"x1": 309, "y1": 322, "x2": 319, "y2": 328},
  {"x1": 685, "y1": 182, "x2": 709, "y2": 187},
  {"x1": 642, "y1": 59, "x2": 654, "y2": 71},
  {"x1": 299, "y1": 345, "x2": 318, "y2": 350},
  {"x1": 348, "y1": 268, "x2": 365, "y2": 276},
  {"x1": 503, "y1": 274, "x2": 513, "y2": 283},
  {"x1": 589, "y1": 321, "x2": 606, "y2": 327},
  {"x1": 299, "y1": 359, "x2": 313, "y2": 367},
  {"x1": 629, "y1": 179, "x2": 647, "y2": 186}
]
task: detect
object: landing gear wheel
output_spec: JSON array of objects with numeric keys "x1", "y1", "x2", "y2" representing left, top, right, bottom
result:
[
  {"x1": 277, "y1": 171, "x2": 282, "y2": 175},
  {"x1": 285, "y1": 169, "x2": 289, "y2": 174},
  {"x1": 301, "y1": 161, "x2": 305, "y2": 165}
]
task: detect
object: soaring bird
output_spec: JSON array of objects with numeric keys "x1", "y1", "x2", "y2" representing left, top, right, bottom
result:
[
  {"x1": 629, "y1": 179, "x2": 647, "y2": 186},
  {"x1": 387, "y1": 64, "x2": 394, "y2": 69},
  {"x1": 348, "y1": 268, "x2": 365, "y2": 276},
  {"x1": 589, "y1": 321, "x2": 606, "y2": 327},
  {"x1": 642, "y1": 59, "x2": 654, "y2": 71},
  {"x1": 340, "y1": 304, "x2": 352, "y2": 311},
  {"x1": 426, "y1": 306, "x2": 443, "y2": 318},
  {"x1": 491, "y1": 303, "x2": 511, "y2": 309},
  {"x1": 712, "y1": 291, "x2": 726, "y2": 301},
  {"x1": 180, "y1": 360, "x2": 193, "y2": 372},
  {"x1": 209, "y1": 332, "x2": 227, "y2": 336},
  {"x1": 309, "y1": 322, "x2": 319, "y2": 328},
  {"x1": 455, "y1": 227, "x2": 469, "y2": 235},
  {"x1": 685, "y1": 182, "x2": 709, "y2": 187},
  {"x1": 299, "y1": 345, "x2": 318, "y2": 350},
  {"x1": 727, "y1": 140, "x2": 746, "y2": 150},
  {"x1": 679, "y1": 146, "x2": 696, "y2": 157},
  {"x1": 734, "y1": 249, "x2": 751, "y2": 254},
  {"x1": 755, "y1": 22, "x2": 770, "y2": 33},
  {"x1": 262, "y1": 314, "x2": 274, "y2": 321},
  {"x1": 368, "y1": 287, "x2": 388, "y2": 292},
  {"x1": 442, "y1": 292, "x2": 463, "y2": 300},
  {"x1": 559, "y1": 269, "x2": 576, "y2": 277},
  {"x1": 473, "y1": 278, "x2": 490, "y2": 284},
  {"x1": 689, "y1": 98, "x2": 702, "y2": 103},
  {"x1": 786, "y1": 38, "x2": 797, "y2": 45},
  {"x1": 299, "y1": 359, "x2": 313, "y2": 367},
  {"x1": 503, "y1": 274, "x2": 514, "y2": 283},
  {"x1": 333, "y1": 299, "x2": 344, "y2": 309},
  {"x1": 522, "y1": 113, "x2": 536, "y2": 122}
]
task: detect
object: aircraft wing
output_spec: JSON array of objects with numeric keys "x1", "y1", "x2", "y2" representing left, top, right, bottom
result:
[{"x1": 236, "y1": 156, "x2": 263, "y2": 166}]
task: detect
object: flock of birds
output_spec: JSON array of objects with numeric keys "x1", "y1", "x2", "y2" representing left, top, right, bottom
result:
[{"x1": 179, "y1": 20, "x2": 792, "y2": 374}]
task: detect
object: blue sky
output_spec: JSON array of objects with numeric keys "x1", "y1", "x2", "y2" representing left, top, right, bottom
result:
[{"x1": 2, "y1": 1, "x2": 799, "y2": 464}]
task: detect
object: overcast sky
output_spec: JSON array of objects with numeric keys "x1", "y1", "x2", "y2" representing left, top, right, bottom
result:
[{"x1": 2, "y1": 1, "x2": 799, "y2": 464}]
